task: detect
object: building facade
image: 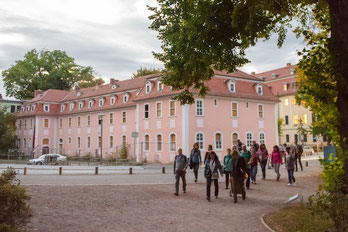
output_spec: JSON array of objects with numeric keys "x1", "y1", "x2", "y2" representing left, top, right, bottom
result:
[
  {"x1": 0, "y1": 94, "x2": 23, "y2": 113},
  {"x1": 257, "y1": 63, "x2": 321, "y2": 147},
  {"x1": 16, "y1": 70, "x2": 279, "y2": 163}
]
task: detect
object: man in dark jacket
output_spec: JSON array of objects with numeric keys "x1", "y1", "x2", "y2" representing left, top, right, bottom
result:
[
  {"x1": 231, "y1": 151, "x2": 246, "y2": 203},
  {"x1": 190, "y1": 143, "x2": 202, "y2": 182},
  {"x1": 173, "y1": 148, "x2": 188, "y2": 196}
]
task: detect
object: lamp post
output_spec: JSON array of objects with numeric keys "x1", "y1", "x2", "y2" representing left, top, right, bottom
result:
[{"x1": 98, "y1": 114, "x2": 105, "y2": 165}]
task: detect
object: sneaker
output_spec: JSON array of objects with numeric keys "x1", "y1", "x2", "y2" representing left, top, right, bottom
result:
[
  {"x1": 292, "y1": 182, "x2": 296, "y2": 186},
  {"x1": 195, "y1": 178, "x2": 197, "y2": 183},
  {"x1": 225, "y1": 187, "x2": 228, "y2": 189},
  {"x1": 288, "y1": 183, "x2": 291, "y2": 186},
  {"x1": 174, "y1": 192, "x2": 179, "y2": 196},
  {"x1": 215, "y1": 196, "x2": 218, "y2": 199}
]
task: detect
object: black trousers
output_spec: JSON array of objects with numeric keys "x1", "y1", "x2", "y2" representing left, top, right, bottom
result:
[
  {"x1": 193, "y1": 163, "x2": 200, "y2": 179},
  {"x1": 245, "y1": 168, "x2": 251, "y2": 188},
  {"x1": 175, "y1": 171, "x2": 186, "y2": 193},
  {"x1": 295, "y1": 155, "x2": 303, "y2": 171},
  {"x1": 261, "y1": 160, "x2": 267, "y2": 179},
  {"x1": 225, "y1": 171, "x2": 231, "y2": 188},
  {"x1": 206, "y1": 176, "x2": 219, "y2": 199}
]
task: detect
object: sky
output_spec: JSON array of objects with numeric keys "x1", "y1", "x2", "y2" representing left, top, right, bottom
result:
[{"x1": 0, "y1": 0, "x2": 305, "y2": 99}]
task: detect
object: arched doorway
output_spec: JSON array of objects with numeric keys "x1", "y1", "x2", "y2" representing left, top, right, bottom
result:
[{"x1": 42, "y1": 138, "x2": 50, "y2": 155}]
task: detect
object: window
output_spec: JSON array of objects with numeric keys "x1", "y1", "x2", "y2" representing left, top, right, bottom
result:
[
  {"x1": 292, "y1": 98, "x2": 297, "y2": 105},
  {"x1": 215, "y1": 133, "x2": 222, "y2": 150},
  {"x1": 19, "y1": 120, "x2": 22, "y2": 130},
  {"x1": 42, "y1": 138, "x2": 49, "y2": 145},
  {"x1": 232, "y1": 133, "x2": 239, "y2": 146},
  {"x1": 195, "y1": 132, "x2": 204, "y2": 150},
  {"x1": 31, "y1": 105, "x2": 35, "y2": 111},
  {"x1": 10, "y1": 105, "x2": 15, "y2": 113},
  {"x1": 169, "y1": 100, "x2": 176, "y2": 116},
  {"x1": 170, "y1": 134, "x2": 176, "y2": 151},
  {"x1": 122, "y1": 135, "x2": 127, "y2": 147},
  {"x1": 284, "y1": 99, "x2": 289, "y2": 106},
  {"x1": 88, "y1": 100, "x2": 93, "y2": 108},
  {"x1": 23, "y1": 138, "x2": 26, "y2": 148},
  {"x1": 302, "y1": 114, "x2": 308, "y2": 124},
  {"x1": 293, "y1": 115, "x2": 298, "y2": 126},
  {"x1": 231, "y1": 102, "x2": 238, "y2": 117},
  {"x1": 294, "y1": 134, "x2": 298, "y2": 143},
  {"x1": 68, "y1": 137, "x2": 72, "y2": 144},
  {"x1": 257, "y1": 84, "x2": 263, "y2": 95},
  {"x1": 157, "y1": 81, "x2": 164, "y2": 91},
  {"x1": 44, "y1": 119, "x2": 49, "y2": 128},
  {"x1": 156, "y1": 134, "x2": 162, "y2": 151},
  {"x1": 77, "y1": 137, "x2": 81, "y2": 149},
  {"x1": 122, "y1": 111, "x2": 127, "y2": 123},
  {"x1": 283, "y1": 83, "x2": 288, "y2": 91},
  {"x1": 69, "y1": 103, "x2": 74, "y2": 111},
  {"x1": 259, "y1": 133, "x2": 265, "y2": 144},
  {"x1": 229, "y1": 81, "x2": 235, "y2": 92},
  {"x1": 68, "y1": 118, "x2": 72, "y2": 127},
  {"x1": 291, "y1": 81, "x2": 296, "y2": 90},
  {"x1": 18, "y1": 139, "x2": 21, "y2": 148},
  {"x1": 195, "y1": 99, "x2": 203, "y2": 116},
  {"x1": 286, "y1": 134, "x2": 290, "y2": 143},
  {"x1": 61, "y1": 105, "x2": 65, "y2": 112},
  {"x1": 110, "y1": 96, "x2": 116, "y2": 105},
  {"x1": 258, "y1": 104, "x2": 264, "y2": 118},
  {"x1": 98, "y1": 136, "x2": 102, "y2": 148},
  {"x1": 123, "y1": 94, "x2": 129, "y2": 103},
  {"x1": 99, "y1": 98, "x2": 104, "y2": 107},
  {"x1": 285, "y1": 116, "x2": 289, "y2": 125},
  {"x1": 30, "y1": 119, "x2": 33, "y2": 129},
  {"x1": 303, "y1": 134, "x2": 308, "y2": 142},
  {"x1": 145, "y1": 82, "x2": 151, "y2": 93},
  {"x1": 109, "y1": 136, "x2": 113, "y2": 148},
  {"x1": 246, "y1": 132, "x2": 253, "y2": 148},
  {"x1": 24, "y1": 120, "x2": 27, "y2": 129},
  {"x1": 144, "y1": 134, "x2": 150, "y2": 151},
  {"x1": 59, "y1": 119, "x2": 62, "y2": 128},
  {"x1": 214, "y1": 99, "x2": 217, "y2": 106},
  {"x1": 77, "y1": 117, "x2": 81, "y2": 127},
  {"x1": 144, "y1": 104, "x2": 149, "y2": 119},
  {"x1": 79, "y1": 102, "x2": 83, "y2": 110},
  {"x1": 109, "y1": 113, "x2": 114, "y2": 124},
  {"x1": 44, "y1": 104, "x2": 50, "y2": 112},
  {"x1": 156, "y1": 102, "x2": 162, "y2": 118},
  {"x1": 246, "y1": 102, "x2": 249, "y2": 109},
  {"x1": 87, "y1": 116, "x2": 91, "y2": 126},
  {"x1": 87, "y1": 137, "x2": 91, "y2": 149}
]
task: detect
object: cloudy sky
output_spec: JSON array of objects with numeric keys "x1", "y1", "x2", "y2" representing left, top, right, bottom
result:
[{"x1": 0, "y1": 0, "x2": 305, "y2": 99}]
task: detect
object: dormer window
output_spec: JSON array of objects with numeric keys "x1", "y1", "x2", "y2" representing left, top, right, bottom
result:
[
  {"x1": 69, "y1": 102, "x2": 74, "y2": 111},
  {"x1": 26, "y1": 106, "x2": 30, "y2": 112},
  {"x1": 99, "y1": 98, "x2": 104, "y2": 107},
  {"x1": 78, "y1": 102, "x2": 84, "y2": 110},
  {"x1": 157, "y1": 80, "x2": 164, "y2": 91},
  {"x1": 43, "y1": 104, "x2": 50, "y2": 112},
  {"x1": 31, "y1": 105, "x2": 35, "y2": 112},
  {"x1": 145, "y1": 82, "x2": 152, "y2": 94},
  {"x1": 112, "y1": 84, "x2": 117, "y2": 90},
  {"x1": 110, "y1": 96, "x2": 116, "y2": 105},
  {"x1": 229, "y1": 80, "x2": 236, "y2": 92},
  {"x1": 272, "y1": 73, "x2": 279, "y2": 79},
  {"x1": 21, "y1": 107, "x2": 25, "y2": 112},
  {"x1": 60, "y1": 104, "x2": 65, "y2": 112},
  {"x1": 123, "y1": 93, "x2": 129, "y2": 103},
  {"x1": 290, "y1": 69, "x2": 296, "y2": 75},
  {"x1": 88, "y1": 100, "x2": 93, "y2": 108},
  {"x1": 256, "y1": 84, "x2": 263, "y2": 95}
]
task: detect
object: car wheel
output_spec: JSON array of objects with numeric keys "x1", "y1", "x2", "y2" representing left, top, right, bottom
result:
[{"x1": 38, "y1": 162, "x2": 43, "y2": 165}]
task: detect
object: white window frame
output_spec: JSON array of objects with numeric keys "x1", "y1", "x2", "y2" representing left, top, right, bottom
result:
[
  {"x1": 214, "y1": 132, "x2": 223, "y2": 151},
  {"x1": 26, "y1": 106, "x2": 30, "y2": 112},
  {"x1": 291, "y1": 81, "x2": 296, "y2": 90},
  {"x1": 169, "y1": 133, "x2": 177, "y2": 152},
  {"x1": 110, "y1": 96, "x2": 116, "y2": 105},
  {"x1": 88, "y1": 100, "x2": 93, "y2": 108},
  {"x1": 144, "y1": 103, "x2": 150, "y2": 119},
  {"x1": 144, "y1": 134, "x2": 150, "y2": 151},
  {"x1": 245, "y1": 132, "x2": 253, "y2": 148},
  {"x1": 43, "y1": 104, "x2": 50, "y2": 112},
  {"x1": 257, "y1": 84, "x2": 263, "y2": 95},
  {"x1": 68, "y1": 137, "x2": 72, "y2": 144},
  {"x1": 61, "y1": 105, "x2": 65, "y2": 112},
  {"x1": 169, "y1": 100, "x2": 176, "y2": 117},
  {"x1": 257, "y1": 104, "x2": 264, "y2": 119},
  {"x1": 145, "y1": 82, "x2": 152, "y2": 94},
  {"x1": 78, "y1": 102, "x2": 83, "y2": 110},
  {"x1": 87, "y1": 136, "x2": 91, "y2": 149},
  {"x1": 195, "y1": 131, "x2": 205, "y2": 150},
  {"x1": 195, "y1": 99, "x2": 204, "y2": 116},
  {"x1": 109, "y1": 113, "x2": 114, "y2": 124},
  {"x1": 259, "y1": 132, "x2": 266, "y2": 145},
  {"x1": 231, "y1": 101, "x2": 238, "y2": 117},
  {"x1": 123, "y1": 93, "x2": 129, "y2": 103},
  {"x1": 77, "y1": 137, "x2": 81, "y2": 149},
  {"x1": 109, "y1": 135, "x2": 114, "y2": 148},
  {"x1": 156, "y1": 101, "x2": 162, "y2": 118},
  {"x1": 121, "y1": 135, "x2": 127, "y2": 147},
  {"x1": 69, "y1": 102, "x2": 74, "y2": 111},
  {"x1": 283, "y1": 82, "x2": 288, "y2": 91},
  {"x1": 156, "y1": 133, "x2": 163, "y2": 152},
  {"x1": 43, "y1": 118, "x2": 49, "y2": 128},
  {"x1": 229, "y1": 80, "x2": 236, "y2": 92},
  {"x1": 77, "y1": 116, "x2": 81, "y2": 127},
  {"x1": 214, "y1": 99, "x2": 218, "y2": 107},
  {"x1": 231, "y1": 131, "x2": 240, "y2": 146},
  {"x1": 99, "y1": 98, "x2": 104, "y2": 107},
  {"x1": 157, "y1": 80, "x2": 164, "y2": 91}
]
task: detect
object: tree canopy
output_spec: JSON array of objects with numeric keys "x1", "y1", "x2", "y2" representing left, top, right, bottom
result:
[
  {"x1": 132, "y1": 67, "x2": 162, "y2": 78},
  {"x1": 1, "y1": 49, "x2": 102, "y2": 100},
  {"x1": 0, "y1": 107, "x2": 17, "y2": 153}
]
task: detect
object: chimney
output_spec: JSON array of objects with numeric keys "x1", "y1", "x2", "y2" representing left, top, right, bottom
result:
[
  {"x1": 34, "y1": 90, "x2": 44, "y2": 98},
  {"x1": 286, "y1": 63, "x2": 291, "y2": 67},
  {"x1": 251, "y1": 72, "x2": 255, "y2": 76},
  {"x1": 110, "y1": 78, "x2": 115, "y2": 84},
  {"x1": 0, "y1": 94, "x2": 2, "y2": 99}
]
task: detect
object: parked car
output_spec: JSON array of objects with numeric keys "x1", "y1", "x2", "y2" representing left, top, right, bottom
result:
[
  {"x1": 28, "y1": 154, "x2": 67, "y2": 165},
  {"x1": 303, "y1": 146, "x2": 314, "y2": 156}
]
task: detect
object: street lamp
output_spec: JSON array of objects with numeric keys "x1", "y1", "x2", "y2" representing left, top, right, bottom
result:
[{"x1": 98, "y1": 114, "x2": 105, "y2": 165}]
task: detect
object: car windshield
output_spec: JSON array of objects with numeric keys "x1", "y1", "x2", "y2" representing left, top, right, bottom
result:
[{"x1": 38, "y1": 155, "x2": 46, "y2": 159}]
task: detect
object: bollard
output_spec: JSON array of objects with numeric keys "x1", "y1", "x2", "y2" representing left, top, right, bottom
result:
[
  {"x1": 306, "y1": 161, "x2": 308, "y2": 167},
  {"x1": 129, "y1": 167, "x2": 133, "y2": 174},
  {"x1": 95, "y1": 167, "x2": 99, "y2": 175},
  {"x1": 59, "y1": 167, "x2": 63, "y2": 175},
  {"x1": 24, "y1": 167, "x2": 27, "y2": 175},
  {"x1": 162, "y1": 167, "x2": 165, "y2": 174}
]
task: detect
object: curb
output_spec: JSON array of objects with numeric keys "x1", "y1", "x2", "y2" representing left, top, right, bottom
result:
[{"x1": 260, "y1": 214, "x2": 275, "y2": 232}]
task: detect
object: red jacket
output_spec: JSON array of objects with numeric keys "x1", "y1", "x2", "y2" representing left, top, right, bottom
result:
[
  {"x1": 251, "y1": 153, "x2": 258, "y2": 166},
  {"x1": 271, "y1": 151, "x2": 283, "y2": 165}
]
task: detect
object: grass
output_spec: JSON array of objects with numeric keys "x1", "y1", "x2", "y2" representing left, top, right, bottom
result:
[{"x1": 264, "y1": 205, "x2": 335, "y2": 232}]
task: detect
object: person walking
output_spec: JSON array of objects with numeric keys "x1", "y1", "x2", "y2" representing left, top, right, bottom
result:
[
  {"x1": 230, "y1": 150, "x2": 246, "y2": 203},
  {"x1": 285, "y1": 146, "x2": 296, "y2": 186},
  {"x1": 271, "y1": 145, "x2": 283, "y2": 181},
  {"x1": 223, "y1": 148, "x2": 233, "y2": 189},
  {"x1": 237, "y1": 139, "x2": 243, "y2": 152},
  {"x1": 203, "y1": 145, "x2": 217, "y2": 164},
  {"x1": 204, "y1": 150, "x2": 223, "y2": 201},
  {"x1": 250, "y1": 146, "x2": 258, "y2": 184},
  {"x1": 294, "y1": 141, "x2": 299, "y2": 172},
  {"x1": 296, "y1": 145, "x2": 304, "y2": 171},
  {"x1": 189, "y1": 143, "x2": 202, "y2": 182},
  {"x1": 257, "y1": 144, "x2": 269, "y2": 180},
  {"x1": 253, "y1": 140, "x2": 259, "y2": 153},
  {"x1": 240, "y1": 145, "x2": 252, "y2": 189},
  {"x1": 173, "y1": 148, "x2": 188, "y2": 196}
]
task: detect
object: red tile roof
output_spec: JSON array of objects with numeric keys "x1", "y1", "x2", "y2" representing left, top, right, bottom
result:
[{"x1": 255, "y1": 64, "x2": 297, "y2": 81}]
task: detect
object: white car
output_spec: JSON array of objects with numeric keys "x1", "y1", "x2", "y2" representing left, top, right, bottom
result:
[
  {"x1": 28, "y1": 154, "x2": 67, "y2": 165},
  {"x1": 303, "y1": 146, "x2": 314, "y2": 156}
]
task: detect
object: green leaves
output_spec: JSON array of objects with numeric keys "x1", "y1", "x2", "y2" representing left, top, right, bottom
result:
[
  {"x1": 0, "y1": 107, "x2": 17, "y2": 153},
  {"x1": 132, "y1": 67, "x2": 162, "y2": 78},
  {"x1": 2, "y1": 49, "x2": 95, "y2": 100}
]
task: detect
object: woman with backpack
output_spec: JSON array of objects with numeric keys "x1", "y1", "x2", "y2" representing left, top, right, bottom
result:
[
  {"x1": 204, "y1": 150, "x2": 224, "y2": 202},
  {"x1": 223, "y1": 148, "x2": 233, "y2": 189},
  {"x1": 189, "y1": 143, "x2": 202, "y2": 182},
  {"x1": 285, "y1": 146, "x2": 296, "y2": 186},
  {"x1": 271, "y1": 145, "x2": 283, "y2": 181}
]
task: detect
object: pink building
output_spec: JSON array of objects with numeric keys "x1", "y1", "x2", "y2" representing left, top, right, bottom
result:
[{"x1": 16, "y1": 70, "x2": 279, "y2": 163}]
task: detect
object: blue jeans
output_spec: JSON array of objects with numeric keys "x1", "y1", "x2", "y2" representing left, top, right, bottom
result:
[
  {"x1": 287, "y1": 169, "x2": 295, "y2": 183},
  {"x1": 251, "y1": 165, "x2": 258, "y2": 181}
]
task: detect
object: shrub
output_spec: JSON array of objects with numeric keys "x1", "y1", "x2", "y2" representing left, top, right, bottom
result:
[
  {"x1": 0, "y1": 168, "x2": 32, "y2": 231},
  {"x1": 119, "y1": 145, "x2": 128, "y2": 160}
]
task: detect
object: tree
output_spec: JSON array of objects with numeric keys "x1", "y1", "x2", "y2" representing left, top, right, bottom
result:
[
  {"x1": 0, "y1": 107, "x2": 17, "y2": 154},
  {"x1": 278, "y1": 118, "x2": 284, "y2": 137},
  {"x1": 2, "y1": 49, "x2": 96, "y2": 100},
  {"x1": 132, "y1": 67, "x2": 162, "y2": 78},
  {"x1": 78, "y1": 77, "x2": 105, "y2": 88}
]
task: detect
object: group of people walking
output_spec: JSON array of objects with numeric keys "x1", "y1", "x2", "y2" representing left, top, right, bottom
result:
[{"x1": 173, "y1": 140, "x2": 305, "y2": 203}]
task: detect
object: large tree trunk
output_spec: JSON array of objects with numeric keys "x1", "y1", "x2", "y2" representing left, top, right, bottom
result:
[{"x1": 327, "y1": 0, "x2": 348, "y2": 193}]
